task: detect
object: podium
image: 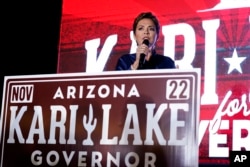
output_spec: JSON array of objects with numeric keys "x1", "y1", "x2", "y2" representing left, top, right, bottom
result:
[{"x1": 0, "y1": 69, "x2": 200, "y2": 167}]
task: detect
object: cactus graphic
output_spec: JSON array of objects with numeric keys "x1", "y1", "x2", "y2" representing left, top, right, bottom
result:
[{"x1": 82, "y1": 104, "x2": 97, "y2": 145}]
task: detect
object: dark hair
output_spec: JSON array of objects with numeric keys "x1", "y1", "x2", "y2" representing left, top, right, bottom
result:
[{"x1": 133, "y1": 12, "x2": 160, "y2": 36}]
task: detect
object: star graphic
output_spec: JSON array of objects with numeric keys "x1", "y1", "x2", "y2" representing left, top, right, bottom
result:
[{"x1": 224, "y1": 49, "x2": 246, "y2": 74}]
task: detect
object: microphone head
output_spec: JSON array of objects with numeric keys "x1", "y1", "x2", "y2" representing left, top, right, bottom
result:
[{"x1": 143, "y1": 39, "x2": 149, "y2": 46}]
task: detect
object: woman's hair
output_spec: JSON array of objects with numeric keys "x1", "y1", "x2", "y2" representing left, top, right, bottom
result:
[{"x1": 133, "y1": 12, "x2": 160, "y2": 36}]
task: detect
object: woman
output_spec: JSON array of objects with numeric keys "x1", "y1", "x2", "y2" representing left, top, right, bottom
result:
[{"x1": 115, "y1": 12, "x2": 176, "y2": 70}]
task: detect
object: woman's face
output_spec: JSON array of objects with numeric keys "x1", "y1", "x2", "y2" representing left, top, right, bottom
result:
[{"x1": 134, "y1": 18, "x2": 158, "y2": 47}]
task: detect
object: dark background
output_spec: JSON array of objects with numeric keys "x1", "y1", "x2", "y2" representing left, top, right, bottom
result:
[{"x1": 1, "y1": 0, "x2": 62, "y2": 109}]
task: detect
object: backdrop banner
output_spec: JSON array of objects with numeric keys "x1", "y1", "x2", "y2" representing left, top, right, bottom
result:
[
  {"x1": 57, "y1": 1, "x2": 250, "y2": 166},
  {"x1": 0, "y1": 69, "x2": 200, "y2": 167}
]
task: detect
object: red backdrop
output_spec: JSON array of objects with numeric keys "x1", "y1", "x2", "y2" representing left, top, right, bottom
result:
[{"x1": 57, "y1": 0, "x2": 250, "y2": 166}]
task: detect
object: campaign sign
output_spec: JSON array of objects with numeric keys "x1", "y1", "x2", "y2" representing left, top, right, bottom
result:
[{"x1": 0, "y1": 69, "x2": 200, "y2": 167}]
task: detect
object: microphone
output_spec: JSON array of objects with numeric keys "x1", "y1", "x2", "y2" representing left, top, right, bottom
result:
[{"x1": 139, "y1": 39, "x2": 149, "y2": 69}]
